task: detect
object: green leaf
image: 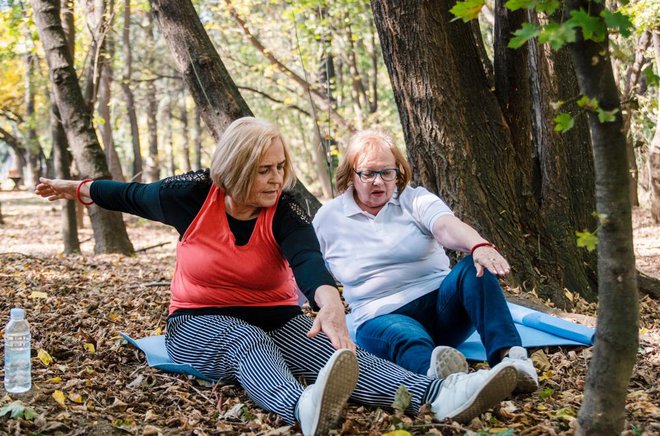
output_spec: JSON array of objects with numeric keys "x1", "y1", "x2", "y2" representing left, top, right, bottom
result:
[
  {"x1": 554, "y1": 113, "x2": 575, "y2": 132},
  {"x1": 0, "y1": 401, "x2": 37, "y2": 420},
  {"x1": 391, "y1": 384, "x2": 412, "y2": 413},
  {"x1": 569, "y1": 9, "x2": 607, "y2": 42},
  {"x1": 504, "y1": 0, "x2": 536, "y2": 12},
  {"x1": 577, "y1": 95, "x2": 599, "y2": 110},
  {"x1": 509, "y1": 22, "x2": 542, "y2": 49},
  {"x1": 642, "y1": 64, "x2": 660, "y2": 86},
  {"x1": 539, "y1": 387, "x2": 555, "y2": 398},
  {"x1": 601, "y1": 10, "x2": 634, "y2": 37},
  {"x1": 576, "y1": 230, "x2": 598, "y2": 251},
  {"x1": 536, "y1": 0, "x2": 560, "y2": 14},
  {"x1": 450, "y1": 0, "x2": 486, "y2": 22},
  {"x1": 597, "y1": 107, "x2": 619, "y2": 123},
  {"x1": 539, "y1": 22, "x2": 577, "y2": 50}
]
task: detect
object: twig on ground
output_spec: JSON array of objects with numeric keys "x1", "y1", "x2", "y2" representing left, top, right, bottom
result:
[{"x1": 135, "y1": 241, "x2": 171, "y2": 253}]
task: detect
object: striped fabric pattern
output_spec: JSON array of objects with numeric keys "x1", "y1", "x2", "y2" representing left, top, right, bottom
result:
[{"x1": 166, "y1": 314, "x2": 441, "y2": 424}]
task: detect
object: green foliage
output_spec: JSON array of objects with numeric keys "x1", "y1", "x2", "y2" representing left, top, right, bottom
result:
[
  {"x1": 576, "y1": 230, "x2": 598, "y2": 251},
  {"x1": 538, "y1": 22, "x2": 577, "y2": 50},
  {"x1": 568, "y1": 9, "x2": 608, "y2": 42},
  {"x1": 554, "y1": 113, "x2": 575, "y2": 132},
  {"x1": 601, "y1": 10, "x2": 634, "y2": 37},
  {"x1": 577, "y1": 95, "x2": 599, "y2": 111},
  {"x1": 539, "y1": 387, "x2": 555, "y2": 399},
  {"x1": 449, "y1": 0, "x2": 486, "y2": 22},
  {"x1": 508, "y1": 22, "x2": 542, "y2": 48},
  {"x1": 0, "y1": 401, "x2": 37, "y2": 420},
  {"x1": 505, "y1": 0, "x2": 559, "y2": 14},
  {"x1": 597, "y1": 107, "x2": 618, "y2": 123},
  {"x1": 642, "y1": 64, "x2": 659, "y2": 87}
]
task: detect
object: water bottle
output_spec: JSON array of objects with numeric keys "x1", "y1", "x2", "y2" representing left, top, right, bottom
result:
[{"x1": 4, "y1": 308, "x2": 32, "y2": 394}]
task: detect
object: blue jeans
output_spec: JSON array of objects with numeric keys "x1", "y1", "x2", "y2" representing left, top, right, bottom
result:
[{"x1": 355, "y1": 256, "x2": 521, "y2": 374}]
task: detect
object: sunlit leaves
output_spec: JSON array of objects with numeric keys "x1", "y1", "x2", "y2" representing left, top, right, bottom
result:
[
  {"x1": 449, "y1": 0, "x2": 485, "y2": 22},
  {"x1": 576, "y1": 230, "x2": 598, "y2": 251},
  {"x1": 568, "y1": 9, "x2": 607, "y2": 42},
  {"x1": 597, "y1": 107, "x2": 619, "y2": 123},
  {"x1": 601, "y1": 10, "x2": 634, "y2": 37},
  {"x1": 538, "y1": 22, "x2": 577, "y2": 50},
  {"x1": 577, "y1": 96, "x2": 599, "y2": 111},
  {"x1": 509, "y1": 22, "x2": 542, "y2": 48},
  {"x1": 554, "y1": 113, "x2": 574, "y2": 132},
  {"x1": 505, "y1": 0, "x2": 559, "y2": 14},
  {"x1": 38, "y1": 348, "x2": 53, "y2": 366},
  {"x1": 53, "y1": 390, "x2": 67, "y2": 408}
]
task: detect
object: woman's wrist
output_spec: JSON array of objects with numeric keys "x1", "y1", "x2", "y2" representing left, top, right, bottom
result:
[
  {"x1": 76, "y1": 179, "x2": 95, "y2": 206},
  {"x1": 470, "y1": 242, "x2": 497, "y2": 256}
]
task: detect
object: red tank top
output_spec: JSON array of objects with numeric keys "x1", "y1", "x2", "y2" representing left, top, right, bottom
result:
[{"x1": 168, "y1": 184, "x2": 298, "y2": 314}]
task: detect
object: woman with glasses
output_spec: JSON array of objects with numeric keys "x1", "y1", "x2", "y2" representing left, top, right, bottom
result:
[
  {"x1": 36, "y1": 118, "x2": 520, "y2": 434},
  {"x1": 313, "y1": 129, "x2": 539, "y2": 395}
]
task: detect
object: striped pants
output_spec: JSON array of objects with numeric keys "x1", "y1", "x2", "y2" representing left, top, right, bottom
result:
[{"x1": 166, "y1": 314, "x2": 441, "y2": 424}]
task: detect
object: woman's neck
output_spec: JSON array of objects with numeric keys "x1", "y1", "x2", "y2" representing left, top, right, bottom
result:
[{"x1": 225, "y1": 195, "x2": 259, "y2": 220}]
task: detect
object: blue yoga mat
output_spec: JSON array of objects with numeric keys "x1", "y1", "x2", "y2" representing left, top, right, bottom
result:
[{"x1": 120, "y1": 302, "x2": 595, "y2": 379}]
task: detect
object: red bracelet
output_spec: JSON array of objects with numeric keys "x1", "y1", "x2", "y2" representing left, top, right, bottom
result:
[
  {"x1": 470, "y1": 242, "x2": 497, "y2": 256},
  {"x1": 76, "y1": 179, "x2": 95, "y2": 206}
]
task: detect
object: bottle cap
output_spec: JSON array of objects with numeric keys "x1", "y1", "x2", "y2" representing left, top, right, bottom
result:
[{"x1": 10, "y1": 308, "x2": 25, "y2": 319}]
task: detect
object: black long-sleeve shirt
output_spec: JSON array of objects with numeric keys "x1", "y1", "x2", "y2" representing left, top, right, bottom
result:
[{"x1": 90, "y1": 169, "x2": 336, "y2": 330}]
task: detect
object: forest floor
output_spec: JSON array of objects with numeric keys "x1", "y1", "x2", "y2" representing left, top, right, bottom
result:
[{"x1": 0, "y1": 189, "x2": 658, "y2": 435}]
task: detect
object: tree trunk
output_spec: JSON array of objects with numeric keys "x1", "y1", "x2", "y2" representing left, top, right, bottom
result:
[
  {"x1": 120, "y1": 0, "x2": 142, "y2": 181},
  {"x1": 193, "y1": 106, "x2": 202, "y2": 170},
  {"x1": 650, "y1": 31, "x2": 660, "y2": 223},
  {"x1": 370, "y1": 0, "x2": 597, "y2": 304},
  {"x1": 31, "y1": 0, "x2": 134, "y2": 255},
  {"x1": 565, "y1": 2, "x2": 638, "y2": 435},
  {"x1": 150, "y1": 0, "x2": 322, "y2": 215},
  {"x1": 24, "y1": 53, "x2": 42, "y2": 190},
  {"x1": 50, "y1": 0, "x2": 80, "y2": 255},
  {"x1": 161, "y1": 94, "x2": 176, "y2": 176},
  {"x1": 179, "y1": 89, "x2": 191, "y2": 173}
]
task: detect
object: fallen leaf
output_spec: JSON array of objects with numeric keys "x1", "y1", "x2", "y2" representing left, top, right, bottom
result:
[
  {"x1": 38, "y1": 348, "x2": 53, "y2": 366},
  {"x1": 30, "y1": 291, "x2": 48, "y2": 299},
  {"x1": 52, "y1": 390, "x2": 66, "y2": 408},
  {"x1": 83, "y1": 343, "x2": 95, "y2": 353}
]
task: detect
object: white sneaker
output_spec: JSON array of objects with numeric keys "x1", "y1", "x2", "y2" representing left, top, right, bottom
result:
[
  {"x1": 502, "y1": 346, "x2": 539, "y2": 393},
  {"x1": 431, "y1": 361, "x2": 517, "y2": 423},
  {"x1": 297, "y1": 349, "x2": 359, "y2": 436},
  {"x1": 427, "y1": 346, "x2": 469, "y2": 379}
]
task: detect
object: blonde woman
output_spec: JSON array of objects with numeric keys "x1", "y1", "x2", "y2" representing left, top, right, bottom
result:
[{"x1": 37, "y1": 117, "x2": 518, "y2": 434}]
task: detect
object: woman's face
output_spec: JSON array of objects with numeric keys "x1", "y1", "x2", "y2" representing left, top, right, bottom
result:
[
  {"x1": 245, "y1": 137, "x2": 286, "y2": 209},
  {"x1": 352, "y1": 144, "x2": 397, "y2": 215}
]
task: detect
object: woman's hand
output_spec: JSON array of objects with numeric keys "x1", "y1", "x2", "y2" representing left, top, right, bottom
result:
[
  {"x1": 35, "y1": 178, "x2": 82, "y2": 202},
  {"x1": 307, "y1": 285, "x2": 356, "y2": 352},
  {"x1": 472, "y1": 245, "x2": 511, "y2": 277}
]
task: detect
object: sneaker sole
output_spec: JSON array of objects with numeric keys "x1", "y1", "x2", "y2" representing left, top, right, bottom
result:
[
  {"x1": 313, "y1": 350, "x2": 359, "y2": 435},
  {"x1": 431, "y1": 346, "x2": 469, "y2": 379},
  {"x1": 447, "y1": 364, "x2": 517, "y2": 424},
  {"x1": 515, "y1": 371, "x2": 539, "y2": 393}
]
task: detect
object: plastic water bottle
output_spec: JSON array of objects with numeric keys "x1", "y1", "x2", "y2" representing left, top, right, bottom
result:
[{"x1": 4, "y1": 308, "x2": 32, "y2": 394}]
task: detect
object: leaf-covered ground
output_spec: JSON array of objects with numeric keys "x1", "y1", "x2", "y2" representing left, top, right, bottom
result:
[{"x1": 1, "y1": 190, "x2": 659, "y2": 435}]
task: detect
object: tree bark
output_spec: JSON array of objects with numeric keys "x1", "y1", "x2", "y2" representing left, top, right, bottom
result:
[
  {"x1": 370, "y1": 0, "x2": 597, "y2": 304},
  {"x1": 565, "y1": 2, "x2": 638, "y2": 435},
  {"x1": 149, "y1": 0, "x2": 322, "y2": 215},
  {"x1": 193, "y1": 106, "x2": 202, "y2": 170},
  {"x1": 144, "y1": 8, "x2": 160, "y2": 183},
  {"x1": 650, "y1": 31, "x2": 660, "y2": 223},
  {"x1": 24, "y1": 53, "x2": 42, "y2": 190},
  {"x1": 120, "y1": 0, "x2": 142, "y2": 181},
  {"x1": 179, "y1": 89, "x2": 191, "y2": 173},
  {"x1": 31, "y1": 0, "x2": 134, "y2": 255}
]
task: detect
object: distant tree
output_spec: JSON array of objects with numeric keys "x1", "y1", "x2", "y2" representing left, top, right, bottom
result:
[{"x1": 30, "y1": 0, "x2": 134, "y2": 255}]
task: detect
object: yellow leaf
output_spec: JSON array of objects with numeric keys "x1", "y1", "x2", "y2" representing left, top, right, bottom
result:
[
  {"x1": 108, "y1": 312, "x2": 121, "y2": 322},
  {"x1": 38, "y1": 349, "x2": 53, "y2": 366},
  {"x1": 68, "y1": 392, "x2": 83, "y2": 404},
  {"x1": 30, "y1": 291, "x2": 48, "y2": 299},
  {"x1": 383, "y1": 431, "x2": 411, "y2": 436},
  {"x1": 83, "y1": 343, "x2": 96, "y2": 353},
  {"x1": 151, "y1": 327, "x2": 162, "y2": 336},
  {"x1": 47, "y1": 377, "x2": 62, "y2": 383},
  {"x1": 53, "y1": 390, "x2": 66, "y2": 408}
]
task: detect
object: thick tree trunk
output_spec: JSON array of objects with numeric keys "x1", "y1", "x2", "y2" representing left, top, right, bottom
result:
[
  {"x1": 120, "y1": 0, "x2": 142, "y2": 181},
  {"x1": 370, "y1": 0, "x2": 597, "y2": 304},
  {"x1": 31, "y1": 0, "x2": 134, "y2": 255},
  {"x1": 566, "y1": 2, "x2": 638, "y2": 435},
  {"x1": 149, "y1": 0, "x2": 322, "y2": 215}
]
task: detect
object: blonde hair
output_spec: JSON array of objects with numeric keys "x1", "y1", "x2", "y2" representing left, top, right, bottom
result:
[
  {"x1": 335, "y1": 129, "x2": 411, "y2": 194},
  {"x1": 210, "y1": 117, "x2": 296, "y2": 203}
]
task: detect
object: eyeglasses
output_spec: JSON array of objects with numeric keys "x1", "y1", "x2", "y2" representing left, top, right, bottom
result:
[{"x1": 353, "y1": 168, "x2": 399, "y2": 183}]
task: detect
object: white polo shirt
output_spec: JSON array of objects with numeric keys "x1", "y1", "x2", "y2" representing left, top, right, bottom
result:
[{"x1": 313, "y1": 185, "x2": 454, "y2": 338}]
